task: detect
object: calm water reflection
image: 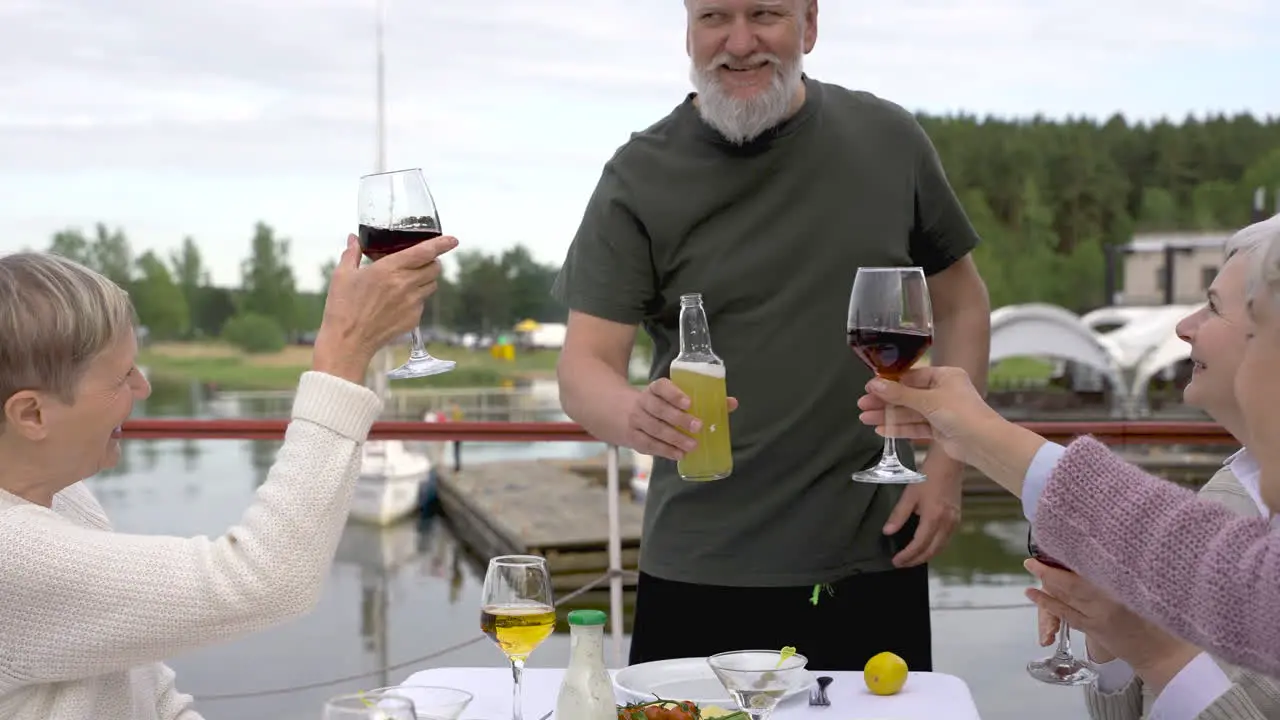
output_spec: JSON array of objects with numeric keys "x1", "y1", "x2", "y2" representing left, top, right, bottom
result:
[{"x1": 91, "y1": 378, "x2": 1098, "y2": 719}]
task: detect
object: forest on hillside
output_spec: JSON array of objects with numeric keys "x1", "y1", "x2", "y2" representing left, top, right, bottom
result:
[{"x1": 918, "y1": 112, "x2": 1280, "y2": 310}]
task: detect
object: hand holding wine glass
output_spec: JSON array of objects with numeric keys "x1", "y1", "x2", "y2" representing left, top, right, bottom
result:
[
  {"x1": 314, "y1": 232, "x2": 457, "y2": 384},
  {"x1": 1025, "y1": 529, "x2": 1098, "y2": 686},
  {"x1": 481, "y1": 556, "x2": 556, "y2": 720},
  {"x1": 1027, "y1": 557, "x2": 1201, "y2": 685},
  {"x1": 358, "y1": 167, "x2": 457, "y2": 379},
  {"x1": 855, "y1": 365, "x2": 1004, "y2": 467},
  {"x1": 847, "y1": 267, "x2": 934, "y2": 484}
]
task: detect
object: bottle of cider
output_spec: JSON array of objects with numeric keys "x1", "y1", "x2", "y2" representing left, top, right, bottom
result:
[{"x1": 669, "y1": 293, "x2": 732, "y2": 481}]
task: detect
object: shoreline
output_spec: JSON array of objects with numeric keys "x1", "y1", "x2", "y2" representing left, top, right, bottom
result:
[
  {"x1": 140, "y1": 341, "x2": 1058, "y2": 392},
  {"x1": 139, "y1": 340, "x2": 560, "y2": 390}
]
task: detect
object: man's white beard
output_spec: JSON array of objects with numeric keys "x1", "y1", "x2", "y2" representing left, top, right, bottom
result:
[{"x1": 690, "y1": 51, "x2": 804, "y2": 145}]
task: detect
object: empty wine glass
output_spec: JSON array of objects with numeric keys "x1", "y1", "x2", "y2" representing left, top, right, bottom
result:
[
  {"x1": 480, "y1": 556, "x2": 556, "y2": 720},
  {"x1": 847, "y1": 266, "x2": 934, "y2": 483},
  {"x1": 324, "y1": 690, "x2": 417, "y2": 719},
  {"x1": 1026, "y1": 527, "x2": 1098, "y2": 685},
  {"x1": 357, "y1": 168, "x2": 456, "y2": 379}
]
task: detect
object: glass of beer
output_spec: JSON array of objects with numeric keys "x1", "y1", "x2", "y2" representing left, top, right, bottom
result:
[
  {"x1": 671, "y1": 293, "x2": 732, "y2": 481},
  {"x1": 480, "y1": 555, "x2": 556, "y2": 720}
]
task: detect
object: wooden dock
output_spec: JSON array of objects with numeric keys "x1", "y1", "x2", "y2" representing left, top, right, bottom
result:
[
  {"x1": 437, "y1": 461, "x2": 643, "y2": 592},
  {"x1": 558, "y1": 447, "x2": 1222, "y2": 496},
  {"x1": 439, "y1": 449, "x2": 1224, "y2": 591}
]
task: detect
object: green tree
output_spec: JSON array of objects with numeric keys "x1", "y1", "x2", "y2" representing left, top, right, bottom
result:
[
  {"x1": 48, "y1": 229, "x2": 94, "y2": 266},
  {"x1": 91, "y1": 223, "x2": 133, "y2": 287},
  {"x1": 222, "y1": 312, "x2": 286, "y2": 354},
  {"x1": 169, "y1": 236, "x2": 206, "y2": 338},
  {"x1": 239, "y1": 222, "x2": 299, "y2": 334},
  {"x1": 1190, "y1": 180, "x2": 1247, "y2": 229},
  {"x1": 454, "y1": 250, "x2": 513, "y2": 332},
  {"x1": 1242, "y1": 147, "x2": 1280, "y2": 214},
  {"x1": 964, "y1": 189, "x2": 1017, "y2": 309},
  {"x1": 446, "y1": 245, "x2": 564, "y2": 333},
  {"x1": 1136, "y1": 187, "x2": 1180, "y2": 231},
  {"x1": 502, "y1": 245, "x2": 562, "y2": 323},
  {"x1": 1011, "y1": 178, "x2": 1061, "y2": 303},
  {"x1": 131, "y1": 251, "x2": 189, "y2": 340},
  {"x1": 319, "y1": 259, "x2": 337, "y2": 297},
  {"x1": 192, "y1": 287, "x2": 237, "y2": 338}
]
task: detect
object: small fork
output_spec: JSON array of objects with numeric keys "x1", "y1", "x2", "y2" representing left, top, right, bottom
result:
[{"x1": 808, "y1": 676, "x2": 833, "y2": 707}]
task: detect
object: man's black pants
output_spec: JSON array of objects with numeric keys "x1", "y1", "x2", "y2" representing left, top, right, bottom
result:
[{"x1": 627, "y1": 564, "x2": 932, "y2": 672}]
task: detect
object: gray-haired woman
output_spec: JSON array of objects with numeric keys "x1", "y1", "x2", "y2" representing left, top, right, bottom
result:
[
  {"x1": 0, "y1": 232, "x2": 456, "y2": 720},
  {"x1": 854, "y1": 215, "x2": 1280, "y2": 679}
]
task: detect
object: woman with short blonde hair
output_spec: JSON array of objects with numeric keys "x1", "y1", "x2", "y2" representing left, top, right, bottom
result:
[
  {"x1": 0, "y1": 252, "x2": 136, "y2": 409},
  {"x1": 0, "y1": 232, "x2": 456, "y2": 720}
]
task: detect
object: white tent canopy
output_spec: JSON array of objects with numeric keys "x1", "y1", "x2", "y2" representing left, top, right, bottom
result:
[
  {"x1": 990, "y1": 303, "x2": 1200, "y2": 415},
  {"x1": 990, "y1": 304, "x2": 1124, "y2": 393}
]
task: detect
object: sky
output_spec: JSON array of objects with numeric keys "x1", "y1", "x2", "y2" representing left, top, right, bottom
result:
[{"x1": 1, "y1": 0, "x2": 1277, "y2": 291}]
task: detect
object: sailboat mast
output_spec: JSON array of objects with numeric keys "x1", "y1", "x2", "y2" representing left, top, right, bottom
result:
[
  {"x1": 369, "y1": 0, "x2": 392, "y2": 397},
  {"x1": 375, "y1": 0, "x2": 387, "y2": 175}
]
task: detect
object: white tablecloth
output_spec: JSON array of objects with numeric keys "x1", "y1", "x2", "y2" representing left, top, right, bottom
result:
[{"x1": 399, "y1": 667, "x2": 981, "y2": 720}]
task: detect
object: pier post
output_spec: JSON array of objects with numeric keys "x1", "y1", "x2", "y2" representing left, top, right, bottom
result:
[{"x1": 606, "y1": 444, "x2": 624, "y2": 667}]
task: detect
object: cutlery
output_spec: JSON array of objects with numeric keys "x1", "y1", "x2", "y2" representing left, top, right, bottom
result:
[{"x1": 808, "y1": 676, "x2": 833, "y2": 707}]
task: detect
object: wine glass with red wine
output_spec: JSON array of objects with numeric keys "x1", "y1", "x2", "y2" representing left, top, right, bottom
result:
[
  {"x1": 847, "y1": 266, "x2": 933, "y2": 483},
  {"x1": 1026, "y1": 527, "x2": 1098, "y2": 685},
  {"x1": 357, "y1": 168, "x2": 456, "y2": 379}
]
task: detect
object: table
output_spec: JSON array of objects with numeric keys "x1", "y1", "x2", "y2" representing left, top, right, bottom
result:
[{"x1": 399, "y1": 667, "x2": 981, "y2": 720}]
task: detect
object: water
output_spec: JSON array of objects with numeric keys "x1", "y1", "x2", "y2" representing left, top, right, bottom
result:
[{"x1": 93, "y1": 379, "x2": 1099, "y2": 719}]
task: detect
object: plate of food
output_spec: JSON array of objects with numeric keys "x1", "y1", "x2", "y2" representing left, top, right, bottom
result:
[
  {"x1": 613, "y1": 657, "x2": 813, "y2": 709},
  {"x1": 616, "y1": 698, "x2": 745, "y2": 720}
]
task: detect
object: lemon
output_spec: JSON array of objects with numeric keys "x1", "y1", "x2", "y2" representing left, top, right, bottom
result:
[{"x1": 863, "y1": 651, "x2": 908, "y2": 696}]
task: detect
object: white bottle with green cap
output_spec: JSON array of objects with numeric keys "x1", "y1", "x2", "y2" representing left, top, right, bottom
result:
[{"x1": 555, "y1": 609, "x2": 615, "y2": 720}]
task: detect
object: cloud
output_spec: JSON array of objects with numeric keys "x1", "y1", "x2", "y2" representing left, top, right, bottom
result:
[{"x1": 0, "y1": 0, "x2": 1276, "y2": 290}]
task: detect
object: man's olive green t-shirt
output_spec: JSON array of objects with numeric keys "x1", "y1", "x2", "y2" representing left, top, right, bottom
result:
[{"x1": 551, "y1": 76, "x2": 981, "y2": 587}]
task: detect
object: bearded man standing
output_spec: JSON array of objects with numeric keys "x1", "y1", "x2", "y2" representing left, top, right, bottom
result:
[{"x1": 551, "y1": 0, "x2": 991, "y2": 670}]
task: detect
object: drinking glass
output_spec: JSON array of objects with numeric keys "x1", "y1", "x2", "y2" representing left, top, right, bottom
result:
[
  {"x1": 1026, "y1": 528, "x2": 1098, "y2": 685},
  {"x1": 364, "y1": 686, "x2": 473, "y2": 720},
  {"x1": 847, "y1": 266, "x2": 934, "y2": 483},
  {"x1": 324, "y1": 690, "x2": 417, "y2": 720},
  {"x1": 357, "y1": 167, "x2": 456, "y2": 379},
  {"x1": 708, "y1": 650, "x2": 811, "y2": 720},
  {"x1": 480, "y1": 555, "x2": 556, "y2": 720}
]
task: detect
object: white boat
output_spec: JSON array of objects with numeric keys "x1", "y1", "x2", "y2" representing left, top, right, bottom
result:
[
  {"x1": 630, "y1": 449, "x2": 652, "y2": 501},
  {"x1": 348, "y1": 440, "x2": 435, "y2": 526}
]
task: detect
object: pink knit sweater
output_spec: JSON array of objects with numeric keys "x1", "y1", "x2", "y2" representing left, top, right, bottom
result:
[{"x1": 1035, "y1": 436, "x2": 1280, "y2": 678}]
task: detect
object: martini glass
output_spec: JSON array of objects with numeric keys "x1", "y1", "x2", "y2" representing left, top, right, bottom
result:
[
  {"x1": 324, "y1": 691, "x2": 416, "y2": 720},
  {"x1": 364, "y1": 686, "x2": 473, "y2": 720},
  {"x1": 708, "y1": 650, "x2": 810, "y2": 720}
]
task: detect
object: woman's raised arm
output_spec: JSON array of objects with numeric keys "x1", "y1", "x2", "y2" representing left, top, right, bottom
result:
[{"x1": 0, "y1": 372, "x2": 380, "y2": 688}]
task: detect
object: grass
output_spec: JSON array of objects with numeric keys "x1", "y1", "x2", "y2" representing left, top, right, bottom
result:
[
  {"x1": 139, "y1": 341, "x2": 561, "y2": 390},
  {"x1": 919, "y1": 353, "x2": 1055, "y2": 385},
  {"x1": 989, "y1": 356, "x2": 1055, "y2": 383}
]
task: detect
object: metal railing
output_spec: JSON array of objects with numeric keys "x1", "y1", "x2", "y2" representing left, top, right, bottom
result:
[
  {"x1": 120, "y1": 418, "x2": 1236, "y2": 444},
  {"x1": 118, "y1": 418, "x2": 1235, "y2": 690}
]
